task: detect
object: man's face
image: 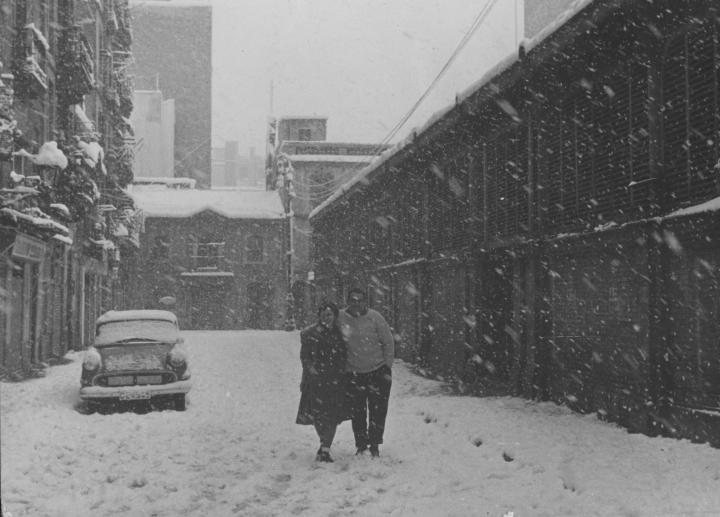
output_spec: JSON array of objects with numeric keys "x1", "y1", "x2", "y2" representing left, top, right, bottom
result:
[{"x1": 347, "y1": 293, "x2": 366, "y2": 315}]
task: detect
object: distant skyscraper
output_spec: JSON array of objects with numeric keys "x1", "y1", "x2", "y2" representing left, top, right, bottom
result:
[
  {"x1": 129, "y1": 0, "x2": 212, "y2": 187},
  {"x1": 131, "y1": 90, "x2": 175, "y2": 179}
]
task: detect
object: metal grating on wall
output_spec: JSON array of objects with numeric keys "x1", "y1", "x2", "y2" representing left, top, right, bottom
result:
[{"x1": 662, "y1": 21, "x2": 720, "y2": 210}]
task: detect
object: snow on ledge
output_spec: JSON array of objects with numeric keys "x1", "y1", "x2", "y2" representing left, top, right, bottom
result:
[{"x1": 666, "y1": 195, "x2": 720, "y2": 218}]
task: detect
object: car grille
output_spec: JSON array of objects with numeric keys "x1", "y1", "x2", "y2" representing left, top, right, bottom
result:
[{"x1": 96, "y1": 372, "x2": 176, "y2": 387}]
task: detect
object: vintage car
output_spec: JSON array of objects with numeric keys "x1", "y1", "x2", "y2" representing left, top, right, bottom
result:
[{"x1": 79, "y1": 310, "x2": 191, "y2": 411}]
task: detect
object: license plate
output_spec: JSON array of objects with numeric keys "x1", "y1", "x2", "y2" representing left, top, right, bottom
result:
[
  {"x1": 136, "y1": 375, "x2": 162, "y2": 385},
  {"x1": 108, "y1": 376, "x2": 134, "y2": 386},
  {"x1": 119, "y1": 392, "x2": 151, "y2": 401}
]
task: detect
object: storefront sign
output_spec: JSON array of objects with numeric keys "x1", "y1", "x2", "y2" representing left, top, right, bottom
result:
[{"x1": 11, "y1": 234, "x2": 46, "y2": 262}]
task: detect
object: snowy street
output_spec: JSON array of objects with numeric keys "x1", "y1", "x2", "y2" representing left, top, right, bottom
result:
[{"x1": 1, "y1": 330, "x2": 719, "y2": 517}]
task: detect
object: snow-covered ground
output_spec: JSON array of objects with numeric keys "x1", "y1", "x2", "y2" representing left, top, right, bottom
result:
[{"x1": 1, "y1": 330, "x2": 719, "y2": 517}]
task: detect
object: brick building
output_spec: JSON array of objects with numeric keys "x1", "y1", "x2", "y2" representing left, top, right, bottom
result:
[
  {"x1": 310, "y1": 0, "x2": 720, "y2": 446},
  {"x1": 129, "y1": 185, "x2": 288, "y2": 329}
]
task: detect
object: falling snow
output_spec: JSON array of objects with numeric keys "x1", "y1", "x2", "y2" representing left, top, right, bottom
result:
[{"x1": 2, "y1": 331, "x2": 719, "y2": 517}]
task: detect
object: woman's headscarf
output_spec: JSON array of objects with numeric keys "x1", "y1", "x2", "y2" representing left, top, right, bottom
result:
[{"x1": 317, "y1": 301, "x2": 339, "y2": 320}]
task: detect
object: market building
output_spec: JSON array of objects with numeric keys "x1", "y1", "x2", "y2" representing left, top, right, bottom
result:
[{"x1": 310, "y1": 0, "x2": 720, "y2": 446}]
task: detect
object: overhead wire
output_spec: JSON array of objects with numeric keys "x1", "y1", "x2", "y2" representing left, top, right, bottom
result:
[{"x1": 288, "y1": 0, "x2": 500, "y2": 204}]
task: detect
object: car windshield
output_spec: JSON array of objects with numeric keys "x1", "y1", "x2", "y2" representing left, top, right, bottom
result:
[
  {"x1": 95, "y1": 319, "x2": 179, "y2": 346},
  {"x1": 98, "y1": 343, "x2": 172, "y2": 371}
]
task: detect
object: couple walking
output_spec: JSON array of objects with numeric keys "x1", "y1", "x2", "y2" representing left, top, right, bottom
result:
[{"x1": 295, "y1": 288, "x2": 394, "y2": 462}]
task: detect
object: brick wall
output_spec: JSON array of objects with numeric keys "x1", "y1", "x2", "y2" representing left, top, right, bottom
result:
[{"x1": 134, "y1": 213, "x2": 286, "y2": 329}]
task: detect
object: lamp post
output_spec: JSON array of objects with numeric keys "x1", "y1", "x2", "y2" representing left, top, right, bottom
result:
[{"x1": 278, "y1": 154, "x2": 296, "y2": 330}]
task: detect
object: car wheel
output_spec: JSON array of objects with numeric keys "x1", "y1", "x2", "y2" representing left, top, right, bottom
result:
[
  {"x1": 173, "y1": 394, "x2": 186, "y2": 411},
  {"x1": 77, "y1": 400, "x2": 97, "y2": 414}
]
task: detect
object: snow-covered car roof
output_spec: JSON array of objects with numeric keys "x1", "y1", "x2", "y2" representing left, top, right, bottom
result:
[
  {"x1": 94, "y1": 310, "x2": 180, "y2": 346},
  {"x1": 96, "y1": 310, "x2": 178, "y2": 325}
]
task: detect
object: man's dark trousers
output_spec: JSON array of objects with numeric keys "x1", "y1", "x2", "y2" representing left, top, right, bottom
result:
[{"x1": 348, "y1": 365, "x2": 392, "y2": 448}]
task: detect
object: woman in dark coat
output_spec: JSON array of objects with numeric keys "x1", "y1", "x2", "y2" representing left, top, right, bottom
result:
[{"x1": 296, "y1": 301, "x2": 348, "y2": 462}]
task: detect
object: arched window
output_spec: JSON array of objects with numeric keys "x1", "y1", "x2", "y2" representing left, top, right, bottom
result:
[{"x1": 246, "y1": 234, "x2": 263, "y2": 263}]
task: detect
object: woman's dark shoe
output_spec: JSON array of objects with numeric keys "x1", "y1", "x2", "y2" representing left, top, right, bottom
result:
[
  {"x1": 316, "y1": 448, "x2": 334, "y2": 462},
  {"x1": 369, "y1": 445, "x2": 380, "y2": 458}
]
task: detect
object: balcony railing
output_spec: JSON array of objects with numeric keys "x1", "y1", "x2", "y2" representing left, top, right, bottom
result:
[
  {"x1": 19, "y1": 55, "x2": 48, "y2": 96},
  {"x1": 58, "y1": 26, "x2": 95, "y2": 104}
]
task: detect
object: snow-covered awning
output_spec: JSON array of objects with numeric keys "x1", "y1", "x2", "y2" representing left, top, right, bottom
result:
[
  {"x1": 0, "y1": 207, "x2": 70, "y2": 235},
  {"x1": 13, "y1": 141, "x2": 68, "y2": 169},
  {"x1": 52, "y1": 234, "x2": 73, "y2": 245},
  {"x1": 88, "y1": 238, "x2": 115, "y2": 250},
  {"x1": 73, "y1": 105, "x2": 96, "y2": 133}
]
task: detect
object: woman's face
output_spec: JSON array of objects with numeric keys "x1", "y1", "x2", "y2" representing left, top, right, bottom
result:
[{"x1": 319, "y1": 307, "x2": 335, "y2": 327}]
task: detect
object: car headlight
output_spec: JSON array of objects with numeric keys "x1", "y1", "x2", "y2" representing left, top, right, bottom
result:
[
  {"x1": 81, "y1": 347, "x2": 102, "y2": 386},
  {"x1": 167, "y1": 348, "x2": 188, "y2": 377},
  {"x1": 83, "y1": 347, "x2": 102, "y2": 371}
]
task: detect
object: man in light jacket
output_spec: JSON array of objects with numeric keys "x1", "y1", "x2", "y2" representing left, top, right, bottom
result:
[{"x1": 340, "y1": 287, "x2": 394, "y2": 457}]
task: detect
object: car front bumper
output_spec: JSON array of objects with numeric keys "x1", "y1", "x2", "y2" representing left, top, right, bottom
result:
[{"x1": 79, "y1": 379, "x2": 192, "y2": 400}]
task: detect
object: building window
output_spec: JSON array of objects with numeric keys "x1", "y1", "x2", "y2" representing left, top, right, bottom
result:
[
  {"x1": 298, "y1": 128, "x2": 312, "y2": 141},
  {"x1": 189, "y1": 235, "x2": 225, "y2": 270},
  {"x1": 246, "y1": 234, "x2": 263, "y2": 263},
  {"x1": 151, "y1": 235, "x2": 169, "y2": 260}
]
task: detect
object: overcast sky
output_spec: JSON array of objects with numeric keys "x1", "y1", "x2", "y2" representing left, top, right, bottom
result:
[{"x1": 211, "y1": 0, "x2": 521, "y2": 153}]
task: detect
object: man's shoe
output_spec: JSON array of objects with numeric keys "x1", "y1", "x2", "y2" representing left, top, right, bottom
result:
[
  {"x1": 355, "y1": 445, "x2": 367, "y2": 456},
  {"x1": 369, "y1": 445, "x2": 380, "y2": 458}
]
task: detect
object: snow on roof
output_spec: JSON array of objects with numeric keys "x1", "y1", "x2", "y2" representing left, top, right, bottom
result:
[
  {"x1": 311, "y1": 0, "x2": 603, "y2": 220},
  {"x1": 278, "y1": 115, "x2": 328, "y2": 121},
  {"x1": 131, "y1": 188, "x2": 285, "y2": 219},
  {"x1": 523, "y1": 0, "x2": 596, "y2": 54},
  {"x1": 288, "y1": 154, "x2": 376, "y2": 164},
  {"x1": 667, "y1": 195, "x2": 720, "y2": 219}
]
